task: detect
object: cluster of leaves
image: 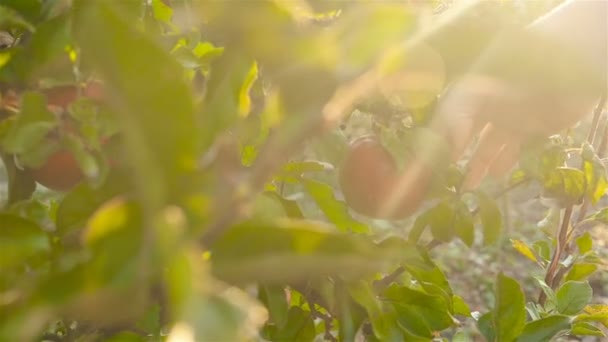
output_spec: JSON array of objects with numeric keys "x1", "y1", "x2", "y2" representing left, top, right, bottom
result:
[{"x1": 0, "y1": 0, "x2": 606, "y2": 341}]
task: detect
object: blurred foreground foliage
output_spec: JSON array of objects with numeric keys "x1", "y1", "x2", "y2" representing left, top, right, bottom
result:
[{"x1": 0, "y1": 0, "x2": 606, "y2": 341}]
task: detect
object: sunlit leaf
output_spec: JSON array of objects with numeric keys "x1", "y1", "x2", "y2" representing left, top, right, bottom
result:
[
  {"x1": 477, "y1": 192, "x2": 502, "y2": 245},
  {"x1": 303, "y1": 178, "x2": 369, "y2": 233},
  {"x1": 0, "y1": 213, "x2": 50, "y2": 268},
  {"x1": 2, "y1": 92, "x2": 56, "y2": 155},
  {"x1": 211, "y1": 219, "x2": 398, "y2": 284},
  {"x1": 576, "y1": 232, "x2": 593, "y2": 254},
  {"x1": 493, "y1": 273, "x2": 526, "y2": 341},
  {"x1": 542, "y1": 167, "x2": 586, "y2": 206},
  {"x1": 511, "y1": 239, "x2": 538, "y2": 263},
  {"x1": 565, "y1": 263, "x2": 597, "y2": 282},
  {"x1": 571, "y1": 321, "x2": 605, "y2": 337},
  {"x1": 581, "y1": 142, "x2": 608, "y2": 204}
]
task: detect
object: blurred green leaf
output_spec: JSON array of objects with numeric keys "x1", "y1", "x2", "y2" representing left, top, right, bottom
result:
[
  {"x1": 477, "y1": 192, "x2": 502, "y2": 245},
  {"x1": 516, "y1": 315, "x2": 571, "y2": 342},
  {"x1": 576, "y1": 232, "x2": 593, "y2": 254},
  {"x1": 350, "y1": 281, "x2": 401, "y2": 340},
  {"x1": 302, "y1": 178, "x2": 369, "y2": 233},
  {"x1": 211, "y1": 219, "x2": 405, "y2": 284},
  {"x1": 106, "y1": 331, "x2": 146, "y2": 342},
  {"x1": 268, "y1": 306, "x2": 315, "y2": 342},
  {"x1": 427, "y1": 201, "x2": 454, "y2": 242},
  {"x1": 543, "y1": 167, "x2": 586, "y2": 206},
  {"x1": 533, "y1": 240, "x2": 552, "y2": 262},
  {"x1": 511, "y1": 239, "x2": 538, "y2": 263},
  {"x1": 2, "y1": 92, "x2": 56, "y2": 155},
  {"x1": 199, "y1": 49, "x2": 256, "y2": 151},
  {"x1": 83, "y1": 197, "x2": 142, "y2": 286},
  {"x1": 55, "y1": 175, "x2": 126, "y2": 236},
  {"x1": 1, "y1": 13, "x2": 71, "y2": 83},
  {"x1": 477, "y1": 312, "x2": 496, "y2": 342},
  {"x1": 0, "y1": 0, "x2": 42, "y2": 23},
  {"x1": 0, "y1": 5, "x2": 35, "y2": 31},
  {"x1": 556, "y1": 281, "x2": 592, "y2": 315},
  {"x1": 383, "y1": 284, "x2": 455, "y2": 336},
  {"x1": 73, "y1": 0, "x2": 197, "y2": 201},
  {"x1": 259, "y1": 285, "x2": 289, "y2": 329},
  {"x1": 571, "y1": 321, "x2": 605, "y2": 337},
  {"x1": 565, "y1": 263, "x2": 597, "y2": 282},
  {"x1": 576, "y1": 304, "x2": 608, "y2": 328},
  {"x1": 582, "y1": 143, "x2": 608, "y2": 204},
  {"x1": 494, "y1": 273, "x2": 526, "y2": 341},
  {"x1": 0, "y1": 213, "x2": 50, "y2": 268},
  {"x1": 452, "y1": 295, "x2": 471, "y2": 317}
]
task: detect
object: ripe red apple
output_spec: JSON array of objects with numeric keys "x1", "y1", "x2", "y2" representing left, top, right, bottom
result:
[
  {"x1": 28, "y1": 150, "x2": 84, "y2": 191},
  {"x1": 26, "y1": 81, "x2": 108, "y2": 192},
  {"x1": 339, "y1": 136, "x2": 432, "y2": 219}
]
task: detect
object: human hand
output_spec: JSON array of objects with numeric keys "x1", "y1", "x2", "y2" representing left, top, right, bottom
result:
[{"x1": 431, "y1": 0, "x2": 606, "y2": 189}]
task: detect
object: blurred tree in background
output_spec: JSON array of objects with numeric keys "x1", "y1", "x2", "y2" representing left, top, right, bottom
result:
[{"x1": 0, "y1": 0, "x2": 606, "y2": 341}]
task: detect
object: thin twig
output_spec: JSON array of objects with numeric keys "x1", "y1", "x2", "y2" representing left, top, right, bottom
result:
[
  {"x1": 575, "y1": 95, "x2": 607, "y2": 223},
  {"x1": 304, "y1": 290, "x2": 337, "y2": 342},
  {"x1": 539, "y1": 200, "x2": 573, "y2": 305}
]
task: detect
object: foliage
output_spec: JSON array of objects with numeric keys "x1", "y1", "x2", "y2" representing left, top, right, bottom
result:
[{"x1": 0, "y1": 0, "x2": 606, "y2": 341}]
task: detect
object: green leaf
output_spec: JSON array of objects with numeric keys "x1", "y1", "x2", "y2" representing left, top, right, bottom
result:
[
  {"x1": 0, "y1": 213, "x2": 50, "y2": 268},
  {"x1": 2, "y1": 92, "x2": 56, "y2": 155},
  {"x1": 303, "y1": 178, "x2": 369, "y2": 233},
  {"x1": 199, "y1": 49, "x2": 257, "y2": 151},
  {"x1": 264, "y1": 192, "x2": 304, "y2": 219},
  {"x1": 0, "y1": 0, "x2": 41, "y2": 23},
  {"x1": 571, "y1": 321, "x2": 605, "y2": 337},
  {"x1": 533, "y1": 240, "x2": 551, "y2": 262},
  {"x1": 211, "y1": 219, "x2": 398, "y2": 284},
  {"x1": 556, "y1": 281, "x2": 592, "y2": 315},
  {"x1": 453, "y1": 295, "x2": 471, "y2": 317},
  {"x1": 105, "y1": 331, "x2": 146, "y2": 342},
  {"x1": 151, "y1": 0, "x2": 172, "y2": 25},
  {"x1": 55, "y1": 174, "x2": 127, "y2": 235},
  {"x1": 259, "y1": 285, "x2": 288, "y2": 329},
  {"x1": 83, "y1": 197, "x2": 143, "y2": 286},
  {"x1": 565, "y1": 263, "x2": 597, "y2": 282},
  {"x1": 350, "y1": 281, "x2": 401, "y2": 340},
  {"x1": 576, "y1": 232, "x2": 593, "y2": 254},
  {"x1": 454, "y1": 202, "x2": 474, "y2": 247},
  {"x1": 428, "y1": 201, "x2": 455, "y2": 242},
  {"x1": 477, "y1": 312, "x2": 496, "y2": 342},
  {"x1": 1, "y1": 13, "x2": 71, "y2": 83},
  {"x1": 534, "y1": 277, "x2": 557, "y2": 307},
  {"x1": 516, "y1": 315, "x2": 571, "y2": 342},
  {"x1": 494, "y1": 273, "x2": 526, "y2": 341},
  {"x1": 383, "y1": 284, "x2": 455, "y2": 336},
  {"x1": 477, "y1": 192, "x2": 502, "y2": 245},
  {"x1": 136, "y1": 304, "x2": 161, "y2": 335},
  {"x1": 73, "y1": 1, "x2": 197, "y2": 200},
  {"x1": 0, "y1": 5, "x2": 35, "y2": 31},
  {"x1": 270, "y1": 306, "x2": 315, "y2": 342},
  {"x1": 576, "y1": 304, "x2": 608, "y2": 328},
  {"x1": 542, "y1": 167, "x2": 586, "y2": 206},
  {"x1": 581, "y1": 142, "x2": 608, "y2": 204}
]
